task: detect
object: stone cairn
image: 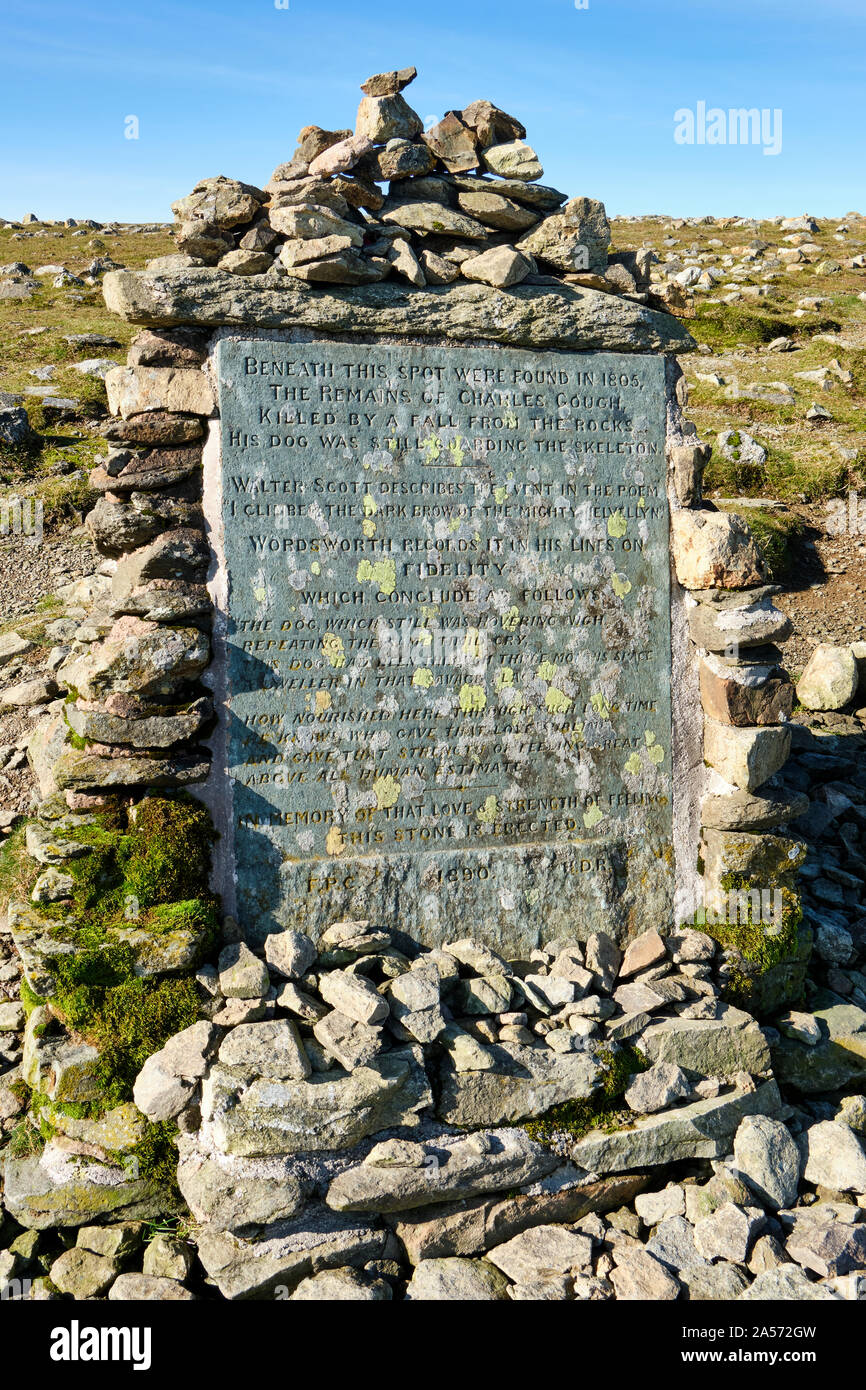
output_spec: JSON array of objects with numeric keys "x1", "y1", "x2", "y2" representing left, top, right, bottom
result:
[
  {"x1": 1, "y1": 67, "x2": 865, "y2": 1305},
  {"x1": 165, "y1": 64, "x2": 653, "y2": 302}
]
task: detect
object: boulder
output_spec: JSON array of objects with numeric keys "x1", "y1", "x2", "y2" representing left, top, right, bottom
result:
[
  {"x1": 796, "y1": 644, "x2": 858, "y2": 711},
  {"x1": 436, "y1": 1042, "x2": 602, "y2": 1127},
  {"x1": 688, "y1": 599, "x2": 792, "y2": 652},
  {"x1": 461, "y1": 245, "x2": 533, "y2": 288},
  {"x1": 700, "y1": 655, "x2": 793, "y2": 726},
  {"x1": 786, "y1": 1220, "x2": 866, "y2": 1278},
  {"x1": 219, "y1": 942, "x2": 270, "y2": 999},
  {"x1": 639, "y1": 1005, "x2": 772, "y2": 1075},
  {"x1": 482, "y1": 141, "x2": 543, "y2": 181},
  {"x1": 405, "y1": 1256, "x2": 510, "y2": 1300},
  {"x1": 624, "y1": 1063, "x2": 691, "y2": 1114},
  {"x1": 105, "y1": 365, "x2": 213, "y2": 418},
  {"x1": 50, "y1": 1248, "x2": 120, "y2": 1298},
  {"x1": 3, "y1": 1142, "x2": 166, "y2": 1229},
  {"x1": 609, "y1": 1248, "x2": 680, "y2": 1300},
  {"x1": 517, "y1": 196, "x2": 609, "y2": 273},
  {"x1": 218, "y1": 1020, "x2": 310, "y2": 1080},
  {"x1": 318, "y1": 969, "x2": 389, "y2": 1024},
  {"x1": 772, "y1": 993, "x2": 866, "y2": 1092},
  {"x1": 800, "y1": 1121, "x2": 866, "y2": 1192},
  {"x1": 133, "y1": 1021, "x2": 218, "y2": 1121},
  {"x1": 693, "y1": 1202, "x2": 765, "y2": 1263},
  {"x1": 326, "y1": 1129, "x2": 557, "y2": 1213},
  {"x1": 291, "y1": 1267, "x2": 391, "y2": 1300},
  {"x1": 570, "y1": 1082, "x2": 783, "y2": 1173},
  {"x1": 203, "y1": 1049, "x2": 432, "y2": 1155},
  {"x1": 58, "y1": 617, "x2": 209, "y2": 700},
  {"x1": 176, "y1": 1144, "x2": 305, "y2": 1232},
  {"x1": 109, "y1": 1274, "x2": 195, "y2": 1300},
  {"x1": 703, "y1": 719, "x2": 791, "y2": 791},
  {"x1": 355, "y1": 93, "x2": 423, "y2": 144},
  {"x1": 733, "y1": 1114, "x2": 801, "y2": 1209},
  {"x1": 671, "y1": 510, "x2": 763, "y2": 589},
  {"x1": 739, "y1": 1264, "x2": 840, "y2": 1300},
  {"x1": 263, "y1": 929, "x2": 317, "y2": 979},
  {"x1": 196, "y1": 1212, "x2": 387, "y2": 1299},
  {"x1": 102, "y1": 270, "x2": 696, "y2": 355}
]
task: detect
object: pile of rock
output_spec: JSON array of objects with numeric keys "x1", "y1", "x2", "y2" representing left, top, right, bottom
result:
[
  {"x1": 0, "y1": 1223, "x2": 195, "y2": 1302},
  {"x1": 163, "y1": 66, "x2": 651, "y2": 299},
  {"x1": 21, "y1": 329, "x2": 216, "y2": 806},
  {"x1": 20, "y1": 914, "x2": 847, "y2": 1301},
  {"x1": 667, "y1": 502, "x2": 813, "y2": 1011}
]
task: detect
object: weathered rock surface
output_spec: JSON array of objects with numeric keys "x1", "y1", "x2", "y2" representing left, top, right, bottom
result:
[
  {"x1": 203, "y1": 1049, "x2": 432, "y2": 1155},
  {"x1": 671, "y1": 510, "x2": 764, "y2": 589},
  {"x1": 326, "y1": 1129, "x2": 557, "y2": 1213},
  {"x1": 570, "y1": 1082, "x2": 783, "y2": 1172},
  {"x1": 3, "y1": 1142, "x2": 166, "y2": 1229},
  {"x1": 196, "y1": 1211, "x2": 387, "y2": 1299},
  {"x1": 436, "y1": 1043, "x2": 602, "y2": 1126},
  {"x1": 102, "y1": 270, "x2": 695, "y2": 354},
  {"x1": 733, "y1": 1114, "x2": 801, "y2": 1210},
  {"x1": 405, "y1": 1256, "x2": 510, "y2": 1300}
]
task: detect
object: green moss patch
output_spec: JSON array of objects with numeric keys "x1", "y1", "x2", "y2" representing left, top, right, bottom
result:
[
  {"x1": 524, "y1": 1046, "x2": 648, "y2": 1147},
  {"x1": 49, "y1": 944, "x2": 200, "y2": 1109}
]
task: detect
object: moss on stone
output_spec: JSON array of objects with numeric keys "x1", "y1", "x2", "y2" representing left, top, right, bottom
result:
[
  {"x1": 121, "y1": 1120, "x2": 183, "y2": 1204},
  {"x1": 700, "y1": 878, "x2": 807, "y2": 1014},
  {"x1": 48, "y1": 945, "x2": 200, "y2": 1109},
  {"x1": 524, "y1": 1045, "x2": 648, "y2": 1146}
]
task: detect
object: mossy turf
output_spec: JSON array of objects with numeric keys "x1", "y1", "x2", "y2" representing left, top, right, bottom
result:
[
  {"x1": 21, "y1": 796, "x2": 218, "y2": 1126},
  {"x1": 49, "y1": 794, "x2": 218, "y2": 941}
]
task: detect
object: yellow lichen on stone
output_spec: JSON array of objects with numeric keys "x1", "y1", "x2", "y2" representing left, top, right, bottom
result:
[
  {"x1": 458, "y1": 683, "x2": 487, "y2": 714},
  {"x1": 607, "y1": 510, "x2": 628, "y2": 538},
  {"x1": 412, "y1": 668, "x2": 434, "y2": 689},
  {"x1": 477, "y1": 795, "x2": 498, "y2": 824},
  {"x1": 321, "y1": 633, "x2": 346, "y2": 669},
  {"x1": 545, "y1": 687, "x2": 572, "y2": 714},
  {"x1": 502, "y1": 607, "x2": 520, "y2": 632},
  {"x1": 373, "y1": 774, "x2": 401, "y2": 809},
  {"x1": 356, "y1": 557, "x2": 396, "y2": 596},
  {"x1": 315, "y1": 690, "x2": 332, "y2": 715},
  {"x1": 611, "y1": 573, "x2": 632, "y2": 599},
  {"x1": 326, "y1": 825, "x2": 345, "y2": 856},
  {"x1": 537, "y1": 659, "x2": 557, "y2": 683},
  {"x1": 421, "y1": 435, "x2": 441, "y2": 462},
  {"x1": 583, "y1": 804, "x2": 604, "y2": 829}
]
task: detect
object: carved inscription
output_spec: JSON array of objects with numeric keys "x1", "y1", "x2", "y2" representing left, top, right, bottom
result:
[{"x1": 217, "y1": 339, "x2": 673, "y2": 945}]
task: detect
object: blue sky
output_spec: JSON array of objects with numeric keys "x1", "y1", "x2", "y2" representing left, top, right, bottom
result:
[{"x1": 1, "y1": 0, "x2": 864, "y2": 222}]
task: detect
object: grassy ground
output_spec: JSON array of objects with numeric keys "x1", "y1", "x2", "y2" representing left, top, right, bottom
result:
[
  {"x1": 1, "y1": 214, "x2": 864, "y2": 521},
  {"x1": 0, "y1": 222, "x2": 174, "y2": 529},
  {"x1": 611, "y1": 213, "x2": 866, "y2": 502}
]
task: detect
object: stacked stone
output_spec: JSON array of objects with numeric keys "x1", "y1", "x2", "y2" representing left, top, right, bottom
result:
[
  {"x1": 27, "y1": 329, "x2": 218, "y2": 807},
  {"x1": 669, "y1": 485, "x2": 810, "y2": 1010},
  {"x1": 163, "y1": 66, "x2": 652, "y2": 299}
]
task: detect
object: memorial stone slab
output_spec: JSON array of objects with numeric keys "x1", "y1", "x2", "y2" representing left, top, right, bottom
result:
[{"x1": 212, "y1": 338, "x2": 672, "y2": 953}]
